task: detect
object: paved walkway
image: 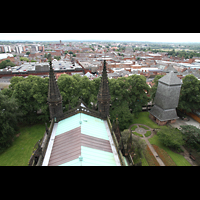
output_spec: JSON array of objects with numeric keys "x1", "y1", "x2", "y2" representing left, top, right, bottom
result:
[
  {"x1": 130, "y1": 124, "x2": 165, "y2": 166},
  {"x1": 170, "y1": 116, "x2": 200, "y2": 129}
]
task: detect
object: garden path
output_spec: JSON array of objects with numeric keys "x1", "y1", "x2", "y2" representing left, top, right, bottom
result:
[{"x1": 130, "y1": 124, "x2": 165, "y2": 166}]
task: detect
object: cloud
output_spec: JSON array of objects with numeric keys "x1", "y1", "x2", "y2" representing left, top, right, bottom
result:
[{"x1": 1, "y1": 33, "x2": 200, "y2": 43}]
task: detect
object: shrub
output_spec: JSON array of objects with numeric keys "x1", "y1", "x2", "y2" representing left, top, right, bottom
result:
[{"x1": 157, "y1": 126, "x2": 185, "y2": 149}]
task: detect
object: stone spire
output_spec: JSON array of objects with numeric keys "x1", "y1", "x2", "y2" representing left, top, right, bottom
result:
[
  {"x1": 47, "y1": 59, "x2": 63, "y2": 120},
  {"x1": 97, "y1": 60, "x2": 110, "y2": 119}
]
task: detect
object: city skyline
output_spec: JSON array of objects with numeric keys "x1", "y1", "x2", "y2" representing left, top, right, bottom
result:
[{"x1": 1, "y1": 33, "x2": 200, "y2": 43}]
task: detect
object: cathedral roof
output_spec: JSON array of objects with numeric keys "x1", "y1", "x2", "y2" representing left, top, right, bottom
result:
[{"x1": 42, "y1": 113, "x2": 121, "y2": 166}]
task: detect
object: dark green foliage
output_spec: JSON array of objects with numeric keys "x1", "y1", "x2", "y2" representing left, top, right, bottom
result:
[
  {"x1": 0, "y1": 59, "x2": 15, "y2": 69},
  {"x1": 108, "y1": 75, "x2": 150, "y2": 130},
  {"x1": 119, "y1": 129, "x2": 146, "y2": 160},
  {"x1": 178, "y1": 74, "x2": 200, "y2": 113},
  {"x1": 157, "y1": 126, "x2": 185, "y2": 149},
  {"x1": 110, "y1": 101, "x2": 133, "y2": 131},
  {"x1": 4, "y1": 73, "x2": 151, "y2": 130},
  {"x1": 180, "y1": 125, "x2": 200, "y2": 149},
  {"x1": 57, "y1": 74, "x2": 97, "y2": 109},
  {"x1": 0, "y1": 93, "x2": 22, "y2": 153},
  {"x1": 9, "y1": 75, "x2": 49, "y2": 124}
]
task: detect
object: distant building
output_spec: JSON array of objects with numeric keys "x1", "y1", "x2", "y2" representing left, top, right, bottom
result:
[
  {"x1": 31, "y1": 45, "x2": 38, "y2": 52},
  {"x1": 15, "y1": 45, "x2": 25, "y2": 54},
  {"x1": 38, "y1": 45, "x2": 44, "y2": 52},
  {"x1": 0, "y1": 45, "x2": 11, "y2": 53}
]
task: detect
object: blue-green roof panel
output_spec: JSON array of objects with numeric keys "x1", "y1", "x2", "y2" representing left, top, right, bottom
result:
[
  {"x1": 56, "y1": 114, "x2": 80, "y2": 136},
  {"x1": 80, "y1": 114, "x2": 109, "y2": 140},
  {"x1": 59, "y1": 146, "x2": 116, "y2": 166}
]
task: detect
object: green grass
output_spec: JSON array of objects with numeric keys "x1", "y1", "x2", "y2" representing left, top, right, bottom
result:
[
  {"x1": 132, "y1": 112, "x2": 165, "y2": 129},
  {"x1": 132, "y1": 132, "x2": 143, "y2": 137},
  {"x1": 141, "y1": 156, "x2": 149, "y2": 166},
  {"x1": 144, "y1": 131, "x2": 151, "y2": 137},
  {"x1": 148, "y1": 135, "x2": 191, "y2": 166},
  {"x1": 0, "y1": 123, "x2": 46, "y2": 166},
  {"x1": 139, "y1": 125, "x2": 149, "y2": 130},
  {"x1": 131, "y1": 125, "x2": 138, "y2": 131}
]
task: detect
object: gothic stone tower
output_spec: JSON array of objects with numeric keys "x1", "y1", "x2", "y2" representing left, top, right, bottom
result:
[
  {"x1": 97, "y1": 60, "x2": 110, "y2": 119},
  {"x1": 47, "y1": 60, "x2": 63, "y2": 120},
  {"x1": 149, "y1": 71, "x2": 182, "y2": 125}
]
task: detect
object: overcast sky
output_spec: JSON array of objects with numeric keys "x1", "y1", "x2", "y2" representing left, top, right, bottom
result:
[{"x1": 1, "y1": 33, "x2": 200, "y2": 43}]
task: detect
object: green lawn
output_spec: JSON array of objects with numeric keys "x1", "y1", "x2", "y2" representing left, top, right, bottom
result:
[
  {"x1": 0, "y1": 123, "x2": 46, "y2": 166},
  {"x1": 149, "y1": 135, "x2": 191, "y2": 166},
  {"x1": 131, "y1": 112, "x2": 165, "y2": 129},
  {"x1": 131, "y1": 125, "x2": 138, "y2": 131},
  {"x1": 139, "y1": 125, "x2": 149, "y2": 130},
  {"x1": 144, "y1": 131, "x2": 151, "y2": 137}
]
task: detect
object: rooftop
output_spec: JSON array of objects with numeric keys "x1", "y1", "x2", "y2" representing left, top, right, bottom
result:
[
  {"x1": 43, "y1": 113, "x2": 120, "y2": 166},
  {"x1": 0, "y1": 53, "x2": 14, "y2": 60},
  {"x1": 159, "y1": 71, "x2": 182, "y2": 86}
]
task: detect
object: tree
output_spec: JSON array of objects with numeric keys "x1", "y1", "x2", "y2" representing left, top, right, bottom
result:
[
  {"x1": 5, "y1": 61, "x2": 15, "y2": 67},
  {"x1": 57, "y1": 74, "x2": 80, "y2": 110},
  {"x1": 110, "y1": 101, "x2": 133, "y2": 131},
  {"x1": 54, "y1": 56, "x2": 61, "y2": 60},
  {"x1": 119, "y1": 129, "x2": 146, "y2": 161},
  {"x1": 109, "y1": 75, "x2": 150, "y2": 129},
  {"x1": 20, "y1": 57, "x2": 29, "y2": 62},
  {"x1": 0, "y1": 92, "x2": 22, "y2": 153},
  {"x1": 178, "y1": 74, "x2": 200, "y2": 113},
  {"x1": 10, "y1": 75, "x2": 49, "y2": 124},
  {"x1": 47, "y1": 53, "x2": 52, "y2": 60},
  {"x1": 180, "y1": 125, "x2": 200, "y2": 149},
  {"x1": 149, "y1": 74, "x2": 164, "y2": 102},
  {"x1": 126, "y1": 75, "x2": 150, "y2": 117},
  {"x1": 157, "y1": 126, "x2": 185, "y2": 150},
  {"x1": 0, "y1": 59, "x2": 16, "y2": 69}
]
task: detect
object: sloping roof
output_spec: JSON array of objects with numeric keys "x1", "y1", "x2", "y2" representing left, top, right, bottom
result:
[
  {"x1": 45, "y1": 113, "x2": 120, "y2": 166},
  {"x1": 163, "y1": 65, "x2": 178, "y2": 73},
  {"x1": 150, "y1": 105, "x2": 179, "y2": 121},
  {"x1": 159, "y1": 71, "x2": 182, "y2": 86}
]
